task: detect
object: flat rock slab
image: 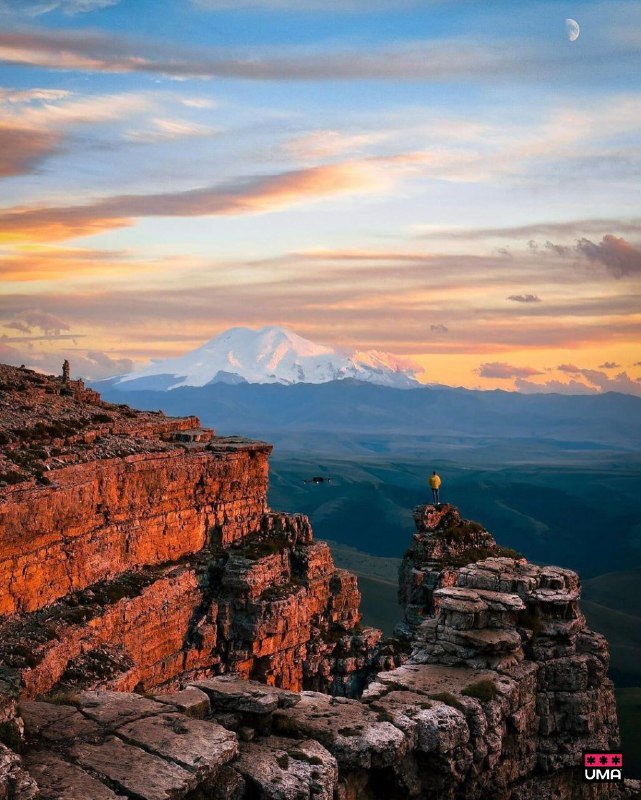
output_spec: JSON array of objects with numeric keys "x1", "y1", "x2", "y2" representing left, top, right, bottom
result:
[
  {"x1": 75, "y1": 690, "x2": 167, "y2": 727},
  {"x1": 363, "y1": 664, "x2": 503, "y2": 699},
  {"x1": 20, "y1": 702, "x2": 77, "y2": 738},
  {"x1": 235, "y1": 737, "x2": 337, "y2": 800},
  {"x1": 72, "y1": 736, "x2": 197, "y2": 800},
  {"x1": 190, "y1": 676, "x2": 300, "y2": 715},
  {"x1": 23, "y1": 750, "x2": 127, "y2": 800},
  {"x1": 117, "y1": 712, "x2": 238, "y2": 778},
  {"x1": 273, "y1": 692, "x2": 406, "y2": 770},
  {"x1": 153, "y1": 687, "x2": 211, "y2": 718}
]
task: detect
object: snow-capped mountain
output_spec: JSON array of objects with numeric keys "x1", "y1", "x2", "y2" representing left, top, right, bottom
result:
[{"x1": 116, "y1": 326, "x2": 422, "y2": 390}]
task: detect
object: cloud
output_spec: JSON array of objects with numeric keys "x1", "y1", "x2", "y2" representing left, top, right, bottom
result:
[
  {"x1": 507, "y1": 294, "x2": 541, "y2": 303},
  {"x1": 85, "y1": 349, "x2": 132, "y2": 373},
  {"x1": 0, "y1": 0, "x2": 119, "y2": 17},
  {"x1": 181, "y1": 97, "x2": 215, "y2": 109},
  {"x1": 124, "y1": 117, "x2": 219, "y2": 144},
  {"x1": 1, "y1": 26, "x2": 636, "y2": 83},
  {"x1": 544, "y1": 241, "x2": 571, "y2": 257},
  {"x1": 284, "y1": 130, "x2": 387, "y2": 161},
  {"x1": 436, "y1": 218, "x2": 641, "y2": 242},
  {"x1": 477, "y1": 362, "x2": 543, "y2": 379},
  {"x1": 6, "y1": 320, "x2": 31, "y2": 334},
  {"x1": 430, "y1": 324, "x2": 448, "y2": 334},
  {"x1": 549, "y1": 364, "x2": 641, "y2": 395},
  {"x1": 0, "y1": 123, "x2": 61, "y2": 177},
  {"x1": 0, "y1": 342, "x2": 132, "y2": 380},
  {"x1": 0, "y1": 245, "x2": 187, "y2": 281},
  {"x1": 515, "y1": 378, "x2": 597, "y2": 396},
  {"x1": 575, "y1": 234, "x2": 641, "y2": 278},
  {"x1": 0, "y1": 162, "x2": 385, "y2": 241},
  {"x1": 557, "y1": 364, "x2": 581, "y2": 374},
  {"x1": 7, "y1": 310, "x2": 71, "y2": 336},
  {"x1": 0, "y1": 88, "x2": 71, "y2": 103},
  {"x1": 0, "y1": 90, "x2": 152, "y2": 178}
]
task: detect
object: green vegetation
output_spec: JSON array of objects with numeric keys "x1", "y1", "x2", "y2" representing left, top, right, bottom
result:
[
  {"x1": 0, "y1": 470, "x2": 25, "y2": 485},
  {"x1": 45, "y1": 690, "x2": 82, "y2": 708},
  {"x1": 236, "y1": 534, "x2": 289, "y2": 560},
  {"x1": 91, "y1": 413, "x2": 114, "y2": 423},
  {"x1": 337, "y1": 726, "x2": 363, "y2": 737},
  {"x1": 0, "y1": 720, "x2": 24, "y2": 752},
  {"x1": 2, "y1": 643, "x2": 40, "y2": 669},
  {"x1": 13, "y1": 419, "x2": 86, "y2": 442},
  {"x1": 462, "y1": 680, "x2": 498, "y2": 702},
  {"x1": 437, "y1": 520, "x2": 485, "y2": 542},
  {"x1": 447, "y1": 544, "x2": 522, "y2": 569},
  {"x1": 428, "y1": 692, "x2": 465, "y2": 712}
]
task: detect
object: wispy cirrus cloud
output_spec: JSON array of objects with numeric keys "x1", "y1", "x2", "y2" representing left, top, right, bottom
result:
[
  {"x1": 0, "y1": 245, "x2": 185, "y2": 281},
  {"x1": 0, "y1": 89, "x2": 153, "y2": 177},
  {"x1": 124, "y1": 117, "x2": 219, "y2": 144},
  {"x1": 0, "y1": 0, "x2": 118, "y2": 17},
  {"x1": 431, "y1": 218, "x2": 641, "y2": 242},
  {"x1": 1, "y1": 26, "x2": 638, "y2": 83},
  {"x1": 0, "y1": 162, "x2": 388, "y2": 241}
]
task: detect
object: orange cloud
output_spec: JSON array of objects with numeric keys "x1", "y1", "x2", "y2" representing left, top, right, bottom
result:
[
  {"x1": 0, "y1": 163, "x2": 382, "y2": 242},
  {"x1": 0, "y1": 246, "x2": 150, "y2": 281}
]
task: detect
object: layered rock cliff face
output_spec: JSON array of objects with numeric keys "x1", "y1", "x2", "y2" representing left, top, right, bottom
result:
[
  {"x1": 0, "y1": 363, "x2": 634, "y2": 800},
  {"x1": 0, "y1": 365, "x2": 390, "y2": 736}
]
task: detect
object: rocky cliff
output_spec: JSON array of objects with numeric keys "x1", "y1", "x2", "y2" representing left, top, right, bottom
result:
[{"x1": 0, "y1": 363, "x2": 635, "y2": 800}]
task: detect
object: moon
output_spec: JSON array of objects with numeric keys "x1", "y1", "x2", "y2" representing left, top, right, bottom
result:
[{"x1": 565, "y1": 18, "x2": 580, "y2": 42}]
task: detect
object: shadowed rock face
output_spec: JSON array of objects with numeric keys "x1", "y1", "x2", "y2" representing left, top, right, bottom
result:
[{"x1": 0, "y1": 366, "x2": 633, "y2": 799}]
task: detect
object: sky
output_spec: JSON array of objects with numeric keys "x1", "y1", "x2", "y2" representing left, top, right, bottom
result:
[{"x1": 0, "y1": 0, "x2": 640, "y2": 394}]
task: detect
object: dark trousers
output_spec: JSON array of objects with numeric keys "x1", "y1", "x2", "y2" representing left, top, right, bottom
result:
[{"x1": 432, "y1": 488, "x2": 440, "y2": 504}]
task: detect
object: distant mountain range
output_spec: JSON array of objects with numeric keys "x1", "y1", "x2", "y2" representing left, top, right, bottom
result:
[
  {"x1": 97, "y1": 375, "x2": 641, "y2": 457},
  {"x1": 114, "y1": 326, "x2": 421, "y2": 390}
]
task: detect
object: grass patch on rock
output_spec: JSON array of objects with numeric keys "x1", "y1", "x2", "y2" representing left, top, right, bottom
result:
[{"x1": 461, "y1": 679, "x2": 497, "y2": 702}]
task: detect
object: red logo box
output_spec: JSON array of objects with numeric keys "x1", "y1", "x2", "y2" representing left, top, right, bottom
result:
[{"x1": 583, "y1": 753, "x2": 623, "y2": 768}]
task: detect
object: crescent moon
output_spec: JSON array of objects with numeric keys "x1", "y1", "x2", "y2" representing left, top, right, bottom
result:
[{"x1": 565, "y1": 18, "x2": 580, "y2": 42}]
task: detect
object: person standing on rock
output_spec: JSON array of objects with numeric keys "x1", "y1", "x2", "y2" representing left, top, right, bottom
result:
[{"x1": 429, "y1": 471, "x2": 442, "y2": 504}]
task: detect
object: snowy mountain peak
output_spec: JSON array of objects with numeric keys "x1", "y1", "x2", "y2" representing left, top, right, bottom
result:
[{"x1": 117, "y1": 326, "x2": 422, "y2": 390}]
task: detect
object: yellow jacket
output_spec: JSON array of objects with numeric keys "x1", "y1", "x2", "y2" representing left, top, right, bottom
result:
[{"x1": 429, "y1": 474, "x2": 441, "y2": 489}]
